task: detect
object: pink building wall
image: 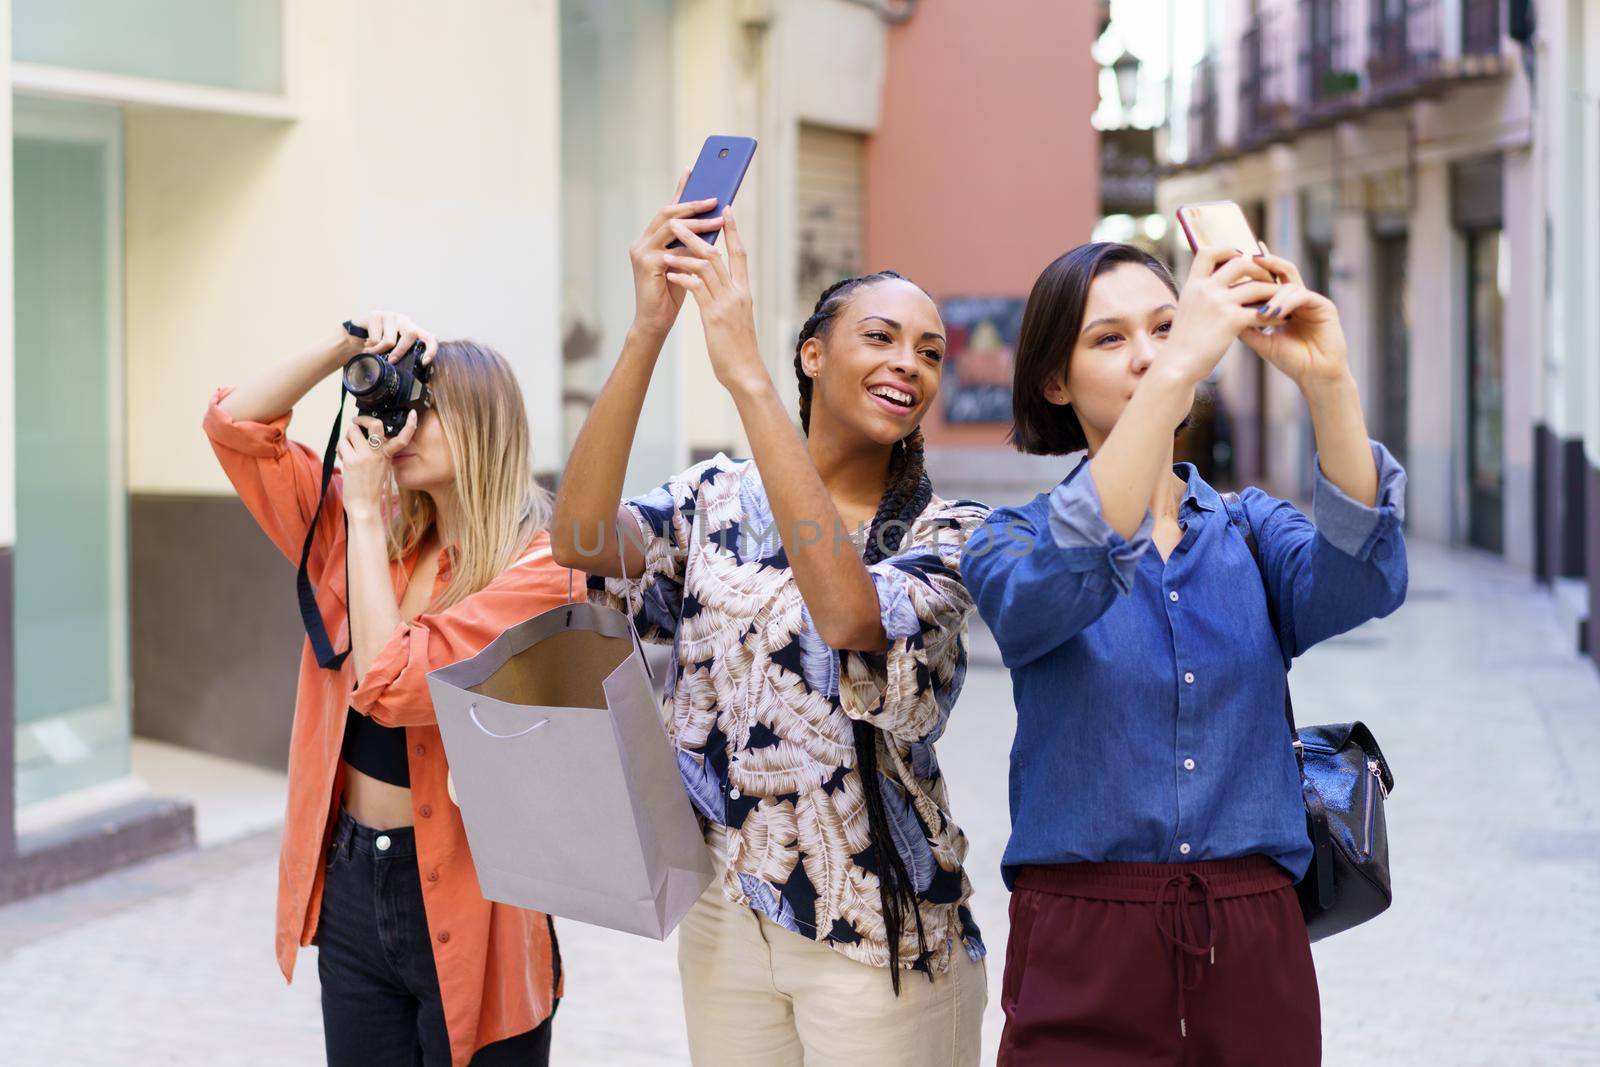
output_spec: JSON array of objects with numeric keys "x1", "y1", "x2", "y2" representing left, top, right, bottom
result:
[{"x1": 866, "y1": 0, "x2": 1101, "y2": 447}]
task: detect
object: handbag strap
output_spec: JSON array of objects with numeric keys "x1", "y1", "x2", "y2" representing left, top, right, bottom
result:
[
  {"x1": 611, "y1": 510, "x2": 654, "y2": 682},
  {"x1": 1218, "y1": 492, "x2": 1296, "y2": 737},
  {"x1": 1221, "y1": 491, "x2": 1335, "y2": 909}
]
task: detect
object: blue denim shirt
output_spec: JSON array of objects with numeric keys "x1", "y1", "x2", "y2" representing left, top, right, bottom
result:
[{"x1": 962, "y1": 443, "x2": 1408, "y2": 885}]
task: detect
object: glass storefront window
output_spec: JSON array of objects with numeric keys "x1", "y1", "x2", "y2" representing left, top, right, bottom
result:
[
  {"x1": 560, "y1": 0, "x2": 679, "y2": 496},
  {"x1": 1466, "y1": 228, "x2": 1505, "y2": 552},
  {"x1": 13, "y1": 0, "x2": 283, "y2": 94},
  {"x1": 12, "y1": 99, "x2": 129, "y2": 807}
]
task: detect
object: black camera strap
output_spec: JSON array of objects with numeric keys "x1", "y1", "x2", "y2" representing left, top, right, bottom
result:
[
  {"x1": 298, "y1": 381, "x2": 352, "y2": 671},
  {"x1": 297, "y1": 319, "x2": 371, "y2": 671}
]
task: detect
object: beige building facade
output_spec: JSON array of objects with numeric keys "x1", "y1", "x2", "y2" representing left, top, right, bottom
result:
[
  {"x1": 1159, "y1": 0, "x2": 1600, "y2": 673},
  {"x1": 0, "y1": 0, "x2": 908, "y2": 900}
]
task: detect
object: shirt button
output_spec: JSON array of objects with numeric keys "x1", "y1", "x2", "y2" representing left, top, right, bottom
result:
[
  {"x1": 427, "y1": 870, "x2": 440, "y2": 883},
  {"x1": 375, "y1": 834, "x2": 391, "y2": 852},
  {"x1": 419, "y1": 805, "x2": 433, "y2": 818},
  {"x1": 1179, "y1": 843, "x2": 1192, "y2": 855},
  {"x1": 414, "y1": 744, "x2": 425, "y2": 757},
  {"x1": 1184, "y1": 758, "x2": 1196, "y2": 771},
  {"x1": 1184, "y1": 672, "x2": 1196, "y2": 685},
  {"x1": 728, "y1": 788, "x2": 742, "y2": 800},
  {"x1": 436, "y1": 931, "x2": 450, "y2": 944},
  {"x1": 1169, "y1": 591, "x2": 1180, "y2": 602}
]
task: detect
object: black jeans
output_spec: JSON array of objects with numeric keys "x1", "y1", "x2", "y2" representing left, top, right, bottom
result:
[{"x1": 317, "y1": 811, "x2": 553, "y2": 1066}]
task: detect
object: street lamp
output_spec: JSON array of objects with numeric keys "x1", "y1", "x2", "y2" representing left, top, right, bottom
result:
[{"x1": 1112, "y1": 48, "x2": 1141, "y2": 116}]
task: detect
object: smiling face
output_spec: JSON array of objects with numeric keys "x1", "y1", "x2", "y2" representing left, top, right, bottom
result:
[
  {"x1": 1042, "y1": 261, "x2": 1182, "y2": 453},
  {"x1": 800, "y1": 277, "x2": 946, "y2": 447}
]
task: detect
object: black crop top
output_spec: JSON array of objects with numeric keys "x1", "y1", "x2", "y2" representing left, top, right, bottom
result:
[{"x1": 342, "y1": 708, "x2": 410, "y2": 787}]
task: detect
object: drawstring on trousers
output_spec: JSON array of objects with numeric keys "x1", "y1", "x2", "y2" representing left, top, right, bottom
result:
[{"x1": 1155, "y1": 869, "x2": 1217, "y2": 1039}]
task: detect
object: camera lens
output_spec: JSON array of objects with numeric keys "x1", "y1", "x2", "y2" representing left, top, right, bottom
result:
[{"x1": 343, "y1": 354, "x2": 397, "y2": 401}]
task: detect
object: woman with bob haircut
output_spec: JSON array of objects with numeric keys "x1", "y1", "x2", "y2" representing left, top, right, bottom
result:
[{"x1": 962, "y1": 242, "x2": 1408, "y2": 1066}]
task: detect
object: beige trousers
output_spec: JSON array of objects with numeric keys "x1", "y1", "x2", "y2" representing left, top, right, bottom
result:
[{"x1": 676, "y1": 879, "x2": 987, "y2": 1067}]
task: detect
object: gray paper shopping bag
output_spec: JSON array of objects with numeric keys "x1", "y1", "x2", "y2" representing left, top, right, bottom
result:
[{"x1": 426, "y1": 598, "x2": 712, "y2": 939}]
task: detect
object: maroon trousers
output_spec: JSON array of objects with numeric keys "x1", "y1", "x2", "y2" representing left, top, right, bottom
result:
[{"x1": 998, "y1": 857, "x2": 1320, "y2": 1067}]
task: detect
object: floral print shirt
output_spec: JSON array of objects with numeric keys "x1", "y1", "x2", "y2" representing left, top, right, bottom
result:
[{"x1": 588, "y1": 454, "x2": 989, "y2": 974}]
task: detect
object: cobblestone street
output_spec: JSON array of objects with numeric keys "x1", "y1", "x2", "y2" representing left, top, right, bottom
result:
[{"x1": 2, "y1": 540, "x2": 1597, "y2": 1065}]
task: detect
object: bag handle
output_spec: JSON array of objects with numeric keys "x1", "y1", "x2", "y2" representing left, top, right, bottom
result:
[
  {"x1": 615, "y1": 513, "x2": 655, "y2": 682},
  {"x1": 1219, "y1": 492, "x2": 1301, "y2": 756},
  {"x1": 558, "y1": 510, "x2": 655, "y2": 682},
  {"x1": 1222, "y1": 492, "x2": 1333, "y2": 907},
  {"x1": 468, "y1": 702, "x2": 551, "y2": 739}
]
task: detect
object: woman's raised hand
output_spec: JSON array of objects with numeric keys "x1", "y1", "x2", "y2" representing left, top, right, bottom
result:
[
  {"x1": 1162, "y1": 246, "x2": 1281, "y2": 386},
  {"x1": 339, "y1": 412, "x2": 417, "y2": 520},
  {"x1": 347, "y1": 310, "x2": 438, "y2": 367},
  {"x1": 1239, "y1": 248, "x2": 1352, "y2": 391},
  {"x1": 630, "y1": 169, "x2": 725, "y2": 338},
  {"x1": 663, "y1": 210, "x2": 765, "y2": 395}
]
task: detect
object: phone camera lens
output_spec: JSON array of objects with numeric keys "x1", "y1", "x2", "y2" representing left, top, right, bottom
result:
[{"x1": 718, "y1": 148, "x2": 729, "y2": 158}]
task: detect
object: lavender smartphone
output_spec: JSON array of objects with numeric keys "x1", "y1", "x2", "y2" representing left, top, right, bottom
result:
[{"x1": 668, "y1": 135, "x2": 758, "y2": 249}]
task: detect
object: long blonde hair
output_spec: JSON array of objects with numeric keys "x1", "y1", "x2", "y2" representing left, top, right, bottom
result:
[{"x1": 384, "y1": 339, "x2": 552, "y2": 611}]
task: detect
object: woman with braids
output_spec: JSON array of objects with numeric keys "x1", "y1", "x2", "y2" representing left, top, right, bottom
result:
[
  {"x1": 962, "y1": 242, "x2": 1407, "y2": 1065},
  {"x1": 551, "y1": 176, "x2": 989, "y2": 1064}
]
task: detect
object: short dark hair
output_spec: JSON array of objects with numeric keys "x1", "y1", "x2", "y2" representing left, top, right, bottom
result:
[{"x1": 1009, "y1": 242, "x2": 1180, "y2": 455}]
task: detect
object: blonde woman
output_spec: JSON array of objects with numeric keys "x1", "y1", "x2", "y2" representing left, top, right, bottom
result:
[{"x1": 205, "y1": 311, "x2": 578, "y2": 1066}]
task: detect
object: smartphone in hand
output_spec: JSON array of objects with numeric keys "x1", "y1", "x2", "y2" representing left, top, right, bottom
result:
[
  {"x1": 1177, "y1": 200, "x2": 1276, "y2": 312},
  {"x1": 1176, "y1": 200, "x2": 1265, "y2": 257},
  {"x1": 668, "y1": 135, "x2": 758, "y2": 249}
]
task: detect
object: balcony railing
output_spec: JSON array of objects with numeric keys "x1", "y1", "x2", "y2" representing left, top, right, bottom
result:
[
  {"x1": 1367, "y1": 0, "x2": 1442, "y2": 100},
  {"x1": 1298, "y1": 0, "x2": 1359, "y2": 118},
  {"x1": 1165, "y1": 0, "x2": 1508, "y2": 169},
  {"x1": 1239, "y1": 9, "x2": 1294, "y2": 146}
]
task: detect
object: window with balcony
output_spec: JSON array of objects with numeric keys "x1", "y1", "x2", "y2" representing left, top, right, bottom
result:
[{"x1": 1300, "y1": 0, "x2": 1359, "y2": 116}]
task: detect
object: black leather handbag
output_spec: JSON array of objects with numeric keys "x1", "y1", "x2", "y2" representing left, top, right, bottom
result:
[{"x1": 1222, "y1": 493, "x2": 1396, "y2": 941}]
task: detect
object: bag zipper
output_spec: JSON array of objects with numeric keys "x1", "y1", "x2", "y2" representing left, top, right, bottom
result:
[{"x1": 1361, "y1": 758, "x2": 1386, "y2": 856}]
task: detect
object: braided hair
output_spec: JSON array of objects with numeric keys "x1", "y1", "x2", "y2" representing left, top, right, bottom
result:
[{"x1": 796, "y1": 270, "x2": 934, "y2": 991}]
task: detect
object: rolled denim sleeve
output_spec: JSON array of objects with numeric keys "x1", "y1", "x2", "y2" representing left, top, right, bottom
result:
[
  {"x1": 1245, "y1": 440, "x2": 1408, "y2": 659},
  {"x1": 1310, "y1": 440, "x2": 1407, "y2": 561},
  {"x1": 1046, "y1": 463, "x2": 1156, "y2": 595},
  {"x1": 963, "y1": 462, "x2": 1154, "y2": 670}
]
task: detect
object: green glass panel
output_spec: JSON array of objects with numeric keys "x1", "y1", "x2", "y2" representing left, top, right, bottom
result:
[
  {"x1": 560, "y1": 0, "x2": 677, "y2": 498},
  {"x1": 13, "y1": 114, "x2": 128, "y2": 807},
  {"x1": 13, "y1": 0, "x2": 282, "y2": 94}
]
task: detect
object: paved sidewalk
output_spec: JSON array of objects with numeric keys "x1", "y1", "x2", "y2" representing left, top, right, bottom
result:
[{"x1": 1, "y1": 540, "x2": 1596, "y2": 1064}]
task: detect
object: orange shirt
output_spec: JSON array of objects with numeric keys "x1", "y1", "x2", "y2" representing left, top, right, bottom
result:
[{"x1": 204, "y1": 388, "x2": 578, "y2": 1066}]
